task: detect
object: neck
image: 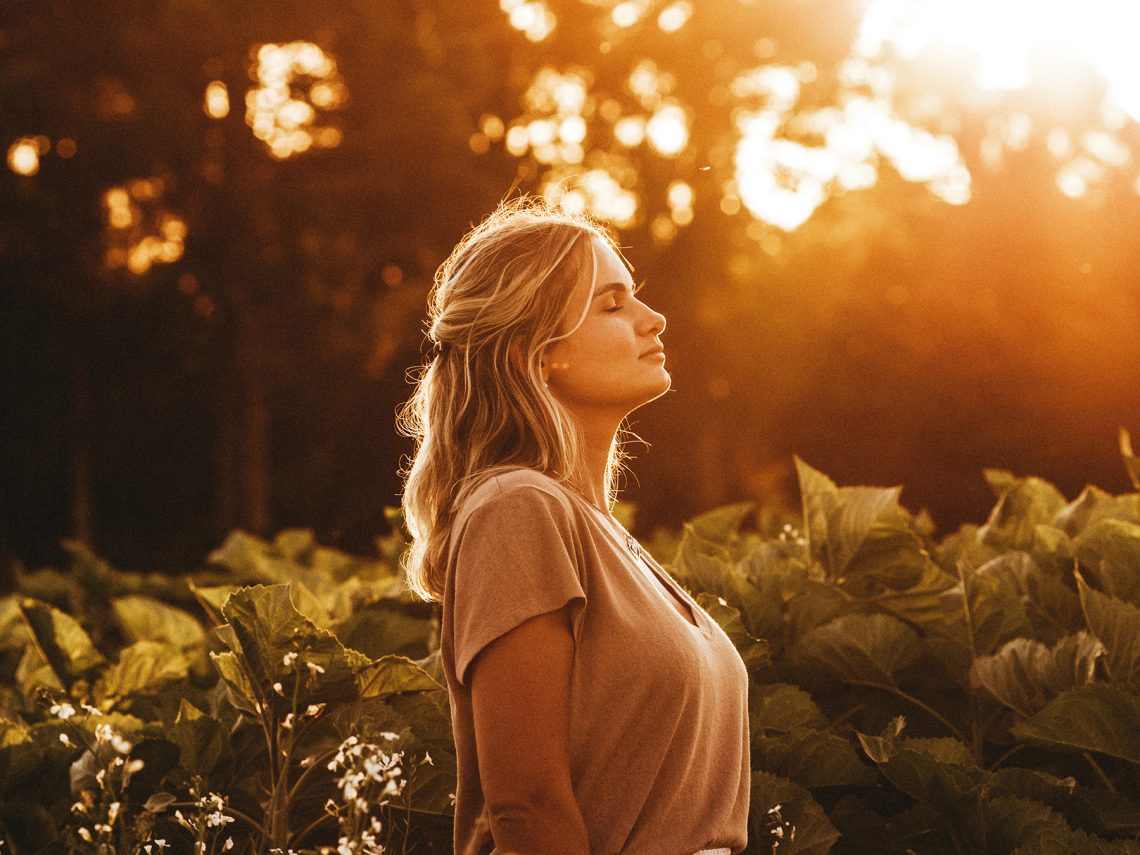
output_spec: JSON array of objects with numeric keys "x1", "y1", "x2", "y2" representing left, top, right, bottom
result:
[{"x1": 569, "y1": 410, "x2": 622, "y2": 512}]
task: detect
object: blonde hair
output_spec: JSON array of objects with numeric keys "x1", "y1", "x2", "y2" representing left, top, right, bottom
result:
[{"x1": 397, "y1": 196, "x2": 628, "y2": 602}]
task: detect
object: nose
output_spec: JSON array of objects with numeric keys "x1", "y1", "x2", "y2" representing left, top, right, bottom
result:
[{"x1": 646, "y1": 305, "x2": 666, "y2": 335}]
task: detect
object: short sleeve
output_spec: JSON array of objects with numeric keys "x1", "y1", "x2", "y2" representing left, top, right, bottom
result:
[{"x1": 451, "y1": 484, "x2": 587, "y2": 686}]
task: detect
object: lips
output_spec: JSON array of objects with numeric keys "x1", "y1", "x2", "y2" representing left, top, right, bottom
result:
[{"x1": 641, "y1": 347, "x2": 665, "y2": 358}]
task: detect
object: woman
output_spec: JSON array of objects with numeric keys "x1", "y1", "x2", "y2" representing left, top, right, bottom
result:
[{"x1": 398, "y1": 197, "x2": 750, "y2": 855}]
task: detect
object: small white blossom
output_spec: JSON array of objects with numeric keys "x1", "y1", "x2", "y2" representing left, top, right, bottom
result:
[
  {"x1": 283, "y1": 651, "x2": 298, "y2": 667},
  {"x1": 306, "y1": 661, "x2": 325, "y2": 675},
  {"x1": 108, "y1": 801, "x2": 121, "y2": 823},
  {"x1": 272, "y1": 682, "x2": 285, "y2": 696},
  {"x1": 50, "y1": 702, "x2": 76, "y2": 720},
  {"x1": 59, "y1": 733, "x2": 74, "y2": 747},
  {"x1": 282, "y1": 713, "x2": 295, "y2": 730},
  {"x1": 77, "y1": 828, "x2": 92, "y2": 842}
]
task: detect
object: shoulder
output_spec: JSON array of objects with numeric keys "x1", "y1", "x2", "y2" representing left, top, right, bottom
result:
[{"x1": 459, "y1": 467, "x2": 577, "y2": 518}]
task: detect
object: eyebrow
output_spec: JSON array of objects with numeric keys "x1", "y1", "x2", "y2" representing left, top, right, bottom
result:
[{"x1": 591, "y1": 281, "x2": 635, "y2": 299}]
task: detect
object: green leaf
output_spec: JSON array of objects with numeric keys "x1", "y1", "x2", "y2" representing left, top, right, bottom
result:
[
  {"x1": 792, "y1": 613, "x2": 922, "y2": 689},
  {"x1": 979, "y1": 474, "x2": 1067, "y2": 551},
  {"x1": 337, "y1": 601, "x2": 437, "y2": 660},
  {"x1": 166, "y1": 699, "x2": 227, "y2": 778},
  {"x1": 92, "y1": 641, "x2": 191, "y2": 709},
  {"x1": 1077, "y1": 573, "x2": 1140, "y2": 692},
  {"x1": 1121, "y1": 428, "x2": 1140, "y2": 493},
  {"x1": 981, "y1": 795, "x2": 1067, "y2": 853},
  {"x1": 1075, "y1": 519, "x2": 1140, "y2": 605},
  {"x1": 111, "y1": 596, "x2": 205, "y2": 650},
  {"x1": 686, "y1": 502, "x2": 754, "y2": 545},
  {"x1": 795, "y1": 457, "x2": 840, "y2": 571},
  {"x1": 1055, "y1": 485, "x2": 1140, "y2": 537},
  {"x1": 356, "y1": 654, "x2": 443, "y2": 699},
  {"x1": 980, "y1": 552, "x2": 1084, "y2": 644},
  {"x1": 870, "y1": 561, "x2": 958, "y2": 633},
  {"x1": 18, "y1": 598, "x2": 107, "y2": 688},
  {"x1": 949, "y1": 561, "x2": 1034, "y2": 659},
  {"x1": 694, "y1": 593, "x2": 770, "y2": 674},
  {"x1": 209, "y1": 651, "x2": 260, "y2": 716},
  {"x1": 1013, "y1": 685, "x2": 1140, "y2": 764},
  {"x1": 749, "y1": 770, "x2": 840, "y2": 855},
  {"x1": 971, "y1": 633, "x2": 1104, "y2": 716},
  {"x1": 829, "y1": 486, "x2": 905, "y2": 578},
  {"x1": 1013, "y1": 824, "x2": 1140, "y2": 854},
  {"x1": 750, "y1": 682, "x2": 828, "y2": 737},
  {"x1": 221, "y1": 584, "x2": 359, "y2": 707},
  {"x1": 753, "y1": 728, "x2": 876, "y2": 788}
]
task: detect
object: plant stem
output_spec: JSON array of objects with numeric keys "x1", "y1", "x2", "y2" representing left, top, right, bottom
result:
[
  {"x1": 1082, "y1": 751, "x2": 1116, "y2": 793},
  {"x1": 851, "y1": 680, "x2": 968, "y2": 744},
  {"x1": 987, "y1": 743, "x2": 1026, "y2": 771}
]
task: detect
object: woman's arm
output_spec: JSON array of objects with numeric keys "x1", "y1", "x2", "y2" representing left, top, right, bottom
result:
[{"x1": 468, "y1": 603, "x2": 590, "y2": 854}]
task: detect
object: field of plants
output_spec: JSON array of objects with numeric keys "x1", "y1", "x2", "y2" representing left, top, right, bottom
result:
[{"x1": 2, "y1": 437, "x2": 1140, "y2": 854}]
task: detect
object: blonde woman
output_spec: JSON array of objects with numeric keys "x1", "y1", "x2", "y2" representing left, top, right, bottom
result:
[{"x1": 399, "y1": 197, "x2": 750, "y2": 855}]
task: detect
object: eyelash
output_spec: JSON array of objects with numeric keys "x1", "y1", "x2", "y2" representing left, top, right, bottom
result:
[{"x1": 605, "y1": 281, "x2": 646, "y2": 312}]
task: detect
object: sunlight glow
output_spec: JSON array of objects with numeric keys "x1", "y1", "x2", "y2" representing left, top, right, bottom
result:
[
  {"x1": 657, "y1": 1, "x2": 693, "y2": 32},
  {"x1": 246, "y1": 42, "x2": 346, "y2": 160},
  {"x1": 646, "y1": 103, "x2": 689, "y2": 156},
  {"x1": 857, "y1": 0, "x2": 1140, "y2": 120},
  {"x1": 102, "y1": 180, "x2": 186, "y2": 275},
  {"x1": 541, "y1": 162, "x2": 639, "y2": 228},
  {"x1": 7, "y1": 138, "x2": 42, "y2": 176},
  {"x1": 732, "y1": 62, "x2": 971, "y2": 231},
  {"x1": 501, "y1": 0, "x2": 557, "y2": 42},
  {"x1": 204, "y1": 81, "x2": 230, "y2": 119}
]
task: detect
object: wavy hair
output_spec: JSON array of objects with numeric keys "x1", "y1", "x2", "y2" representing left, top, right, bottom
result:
[{"x1": 396, "y1": 196, "x2": 628, "y2": 602}]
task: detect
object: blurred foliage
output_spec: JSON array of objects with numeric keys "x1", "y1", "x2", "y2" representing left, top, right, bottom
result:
[{"x1": 3, "y1": 445, "x2": 1140, "y2": 851}]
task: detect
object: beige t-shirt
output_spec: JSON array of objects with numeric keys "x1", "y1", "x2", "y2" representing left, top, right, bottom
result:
[{"x1": 441, "y1": 468, "x2": 750, "y2": 855}]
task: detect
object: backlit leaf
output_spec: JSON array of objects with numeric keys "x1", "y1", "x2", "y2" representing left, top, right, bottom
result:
[
  {"x1": 749, "y1": 682, "x2": 828, "y2": 737},
  {"x1": 1076, "y1": 574, "x2": 1140, "y2": 692},
  {"x1": 111, "y1": 596, "x2": 205, "y2": 649},
  {"x1": 753, "y1": 728, "x2": 876, "y2": 788},
  {"x1": 971, "y1": 633, "x2": 1104, "y2": 716},
  {"x1": 1074, "y1": 519, "x2": 1140, "y2": 605},
  {"x1": 749, "y1": 770, "x2": 839, "y2": 855},
  {"x1": 1013, "y1": 685, "x2": 1140, "y2": 764},
  {"x1": 18, "y1": 598, "x2": 106, "y2": 688},
  {"x1": 792, "y1": 612, "x2": 922, "y2": 689}
]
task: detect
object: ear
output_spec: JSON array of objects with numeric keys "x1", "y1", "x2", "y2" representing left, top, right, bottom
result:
[{"x1": 509, "y1": 339, "x2": 549, "y2": 384}]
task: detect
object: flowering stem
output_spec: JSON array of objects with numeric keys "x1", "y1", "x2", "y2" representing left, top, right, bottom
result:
[{"x1": 168, "y1": 802, "x2": 268, "y2": 839}]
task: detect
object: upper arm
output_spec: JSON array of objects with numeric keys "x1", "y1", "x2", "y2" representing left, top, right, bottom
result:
[{"x1": 468, "y1": 602, "x2": 577, "y2": 810}]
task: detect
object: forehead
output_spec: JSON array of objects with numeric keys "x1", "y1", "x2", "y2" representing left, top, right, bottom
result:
[{"x1": 587, "y1": 235, "x2": 632, "y2": 292}]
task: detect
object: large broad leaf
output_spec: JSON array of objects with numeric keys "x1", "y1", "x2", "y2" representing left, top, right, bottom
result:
[
  {"x1": 337, "y1": 600, "x2": 437, "y2": 661},
  {"x1": 980, "y1": 552, "x2": 1084, "y2": 644},
  {"x1": 1122, "y1": 428, "x2": 1140, "y2": 493},
  {"x1": 1013, "y1": 824, "x2": 1140, "y2": 854},
  {"x1": 971, "y1": 633, "x2": 1104, "y2": 716},
  {"x1": 832, "y1": 492, "x2": 929, "y2": 594},
  {"x1": 795, "y1": 457, "x2": 840, "y2": 571},
  {"x1": 356, "y1": 654, "x2": 443, "y2": 699},
  {"x1": 948, "y1": 561, "x2": 1035, "y2": 658},
  {"x1": 979, "y1": 472, "x2": 1067, "y2": 551},
  {"x1": 749, "y1": 770, "x2": 840, "y2": 855},
  {"x1": 694, "y1": 593, "x2": 770, "y2": 674},
  {"x1": 685, "y1": 502, "x2": 754, "y2": 546},
  {"x1": 1074, "y1": 519, "x2": 1140, "y2": 605},
  {"x1": 92, "y1": 641, "x2": 191, "y2": 709},
  {"x1": 166, "y1": 699, "x2": 227, "y2": 778},
  {"x1": 792, "y1": 613, "x2": 922, "y2": 690},
  {"x1": 985, "y1": 768, "x2": 1140, "y2": 840},
  {"x1": 669, "y1": 528, "x2": 739, "y2": 604},
  {"x1": 209, "y1": 650, "x2": 260, "y2": 716},
  {"x1": 1077, "y1": 574, "x2": 1140, "y2": 692},
  {"x1": 981, "y1": 796, "x2": 1068, "y2": 853},
  {"x1": 870, "y1": 561, "x2": 958, "y2": 633},
  {"x1": 750, "y1": 682, "x2": 828, "y2": 738},
  {"x1": 18, "y1": 598, "x2": 107, "y2": 688},
  {"x1": 111, "y1": 596, "x2": 206, "y2": 650},
  {"x1": 1055, "y1": 485, "x2": 1140, "y2": 537},
  {"x1": 1013, "y1": 685, "x2": 1140, "y2": 764},
  {"x1": 220, "y1": 584, "x2": 359, "y2": 707},
  {"x1": 753, "y1": 728, "x2": 876, "y2": 788}
]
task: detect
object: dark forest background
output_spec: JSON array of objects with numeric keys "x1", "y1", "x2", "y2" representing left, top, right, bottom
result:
[{"x1": 2, "y1": 0, "x2": 1138, "y2": 577}]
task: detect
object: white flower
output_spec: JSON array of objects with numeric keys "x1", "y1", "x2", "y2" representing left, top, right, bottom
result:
[
  {"x1": 58, "y1": 733, "x2": 74, "y2": 747},
  {"x1": 77, "y1": 828, "x2": 93, "y2": 842},
  {"x1": 282, "y1": 713, "x2": 295, "y2": 730},
  {"x1": 223, "y1": 840, "x2": 234, "y2": 851},
  {"x1": 126, "y1": 758, "x2": 145, "y2": 774},
  {"x1": 50, "y1": 702, "x2": 76, "y2": 720},
  {"x1": 272, "y1": 682, "x2": 285, "y2": 696},
  {"x1": 306, "y1": 661, "x2": 325, "y2": 675},
  {"x1": 283, "y1": 651, "x2": 298, "y2": 667},
  {"x1": 108, "y1": 802, "x2": 121, "y2": 823},
  {"x1": 304, "y1": 703, "x2": 325, "y2": 717},
  {"x1": 423, "y1": 751, "x2": 433, "y2": 766},
  {"x1": 379, "y1": 731, "x2": 398, "y2": 742}
]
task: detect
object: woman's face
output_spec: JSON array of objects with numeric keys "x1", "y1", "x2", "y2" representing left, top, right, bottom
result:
[{"x1": 543, "y1": 236, "x2": 670, "y2": 419}]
